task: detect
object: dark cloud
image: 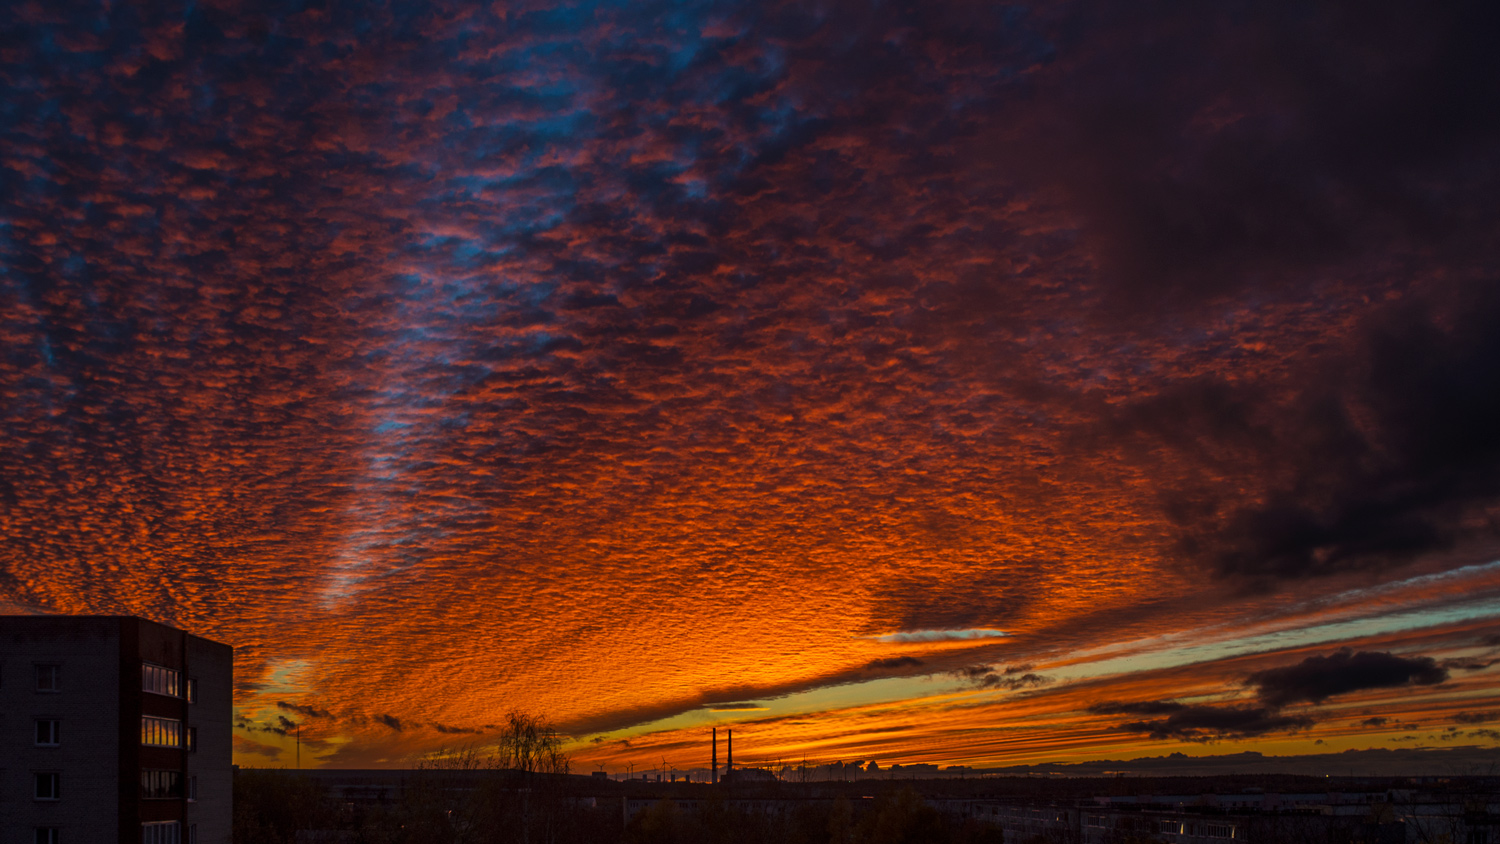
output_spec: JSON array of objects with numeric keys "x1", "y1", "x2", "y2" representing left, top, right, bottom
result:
[
  {"x1": 870, "y1": 561, "x2": 1061, "y2": 636},
  {"x1": 559, "y1": 654, "x2": 1012, "y2": 736},
  {"x1": 954, "y1": 664, "x2": 1052, "y2": 691},
  {"x1": 706, "y1": 702, "x2": 767, "y2": 712},
  {"x1": 1113, "y1": 704, "x2": 1314, "y2": 743},
  {"x1": 1094, "y1": 648, "x2": 1450, "y2": 743},
  {"x1": 1011, "y1": 0, "x2": 1500, "y2": 310},
  {"x1": 1444, "y1": 659, "x2": 1500, "y2": 672},
  {"x1": 1090, "y1": 701, "x2": 1188, "y2": 717},
  {"x1": 277, "y1": 702, "x2": 331, "y2": 719},
  {"x1": 374, "y1": 714, "x2": 403, "y2": 732},
  {"x1": 430, "y1": 722, "x2": 481, "y2": 735},
  {"x1": 865, "y1": 656, "x2": 924, "y2": 671},
  {"x1": 235, "y1": 713, "x2": 294, "y2": 737},
  {"x1": 1248, "y1": 650, "x2": 1448, "y2": 707},
  {"x1": 1454, "y1": 711, "x2": 1500, "y2": 725},
  {"x1": 1111, "y1": 282, "x2": 1500, "y2": 584}
]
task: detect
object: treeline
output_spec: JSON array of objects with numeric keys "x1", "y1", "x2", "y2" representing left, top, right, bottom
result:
[
  {"x1": 624, "y1": 789, "x2": 1004, "y2": 844},
  {"x1": 233, "y1": 774, "x2": 1006, "y2": 844},
  {"x1": 234, "y1": 712, "x2": 597, "y2": 844},
  {"x1": 234, "y1": 767, "x2": 617, "y2": 844}
]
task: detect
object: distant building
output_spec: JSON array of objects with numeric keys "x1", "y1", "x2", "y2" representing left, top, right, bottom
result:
[
  {"x1": 0, "y1": 615, "x2": 232, "y2": 844},
  {"x1": 941, "y1": 793, "x2": 1416, "y2": 844},
  {"x1": 721, "y1": 767, "x2": 777, "y2": 784}
]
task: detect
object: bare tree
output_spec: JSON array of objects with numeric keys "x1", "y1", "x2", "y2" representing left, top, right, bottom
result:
[
  {"x1": 493, "y1": 711, "x2": 570, "y2": 778},
  {"x1": 392, "y1": 711, "x2": 573, "y2": 844}
]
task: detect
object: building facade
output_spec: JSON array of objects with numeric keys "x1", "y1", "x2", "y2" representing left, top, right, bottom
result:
[{"x1": 0, "y1": 615, "x2": 232, "y2": 844}]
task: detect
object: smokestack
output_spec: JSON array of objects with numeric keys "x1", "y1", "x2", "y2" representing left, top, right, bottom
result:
[
  {"x1": 712, "y1": 728, "x2": 718, "y2": 785},
  {"x1": 727, "y1": 729, "x2": 733, "y2": 775}
]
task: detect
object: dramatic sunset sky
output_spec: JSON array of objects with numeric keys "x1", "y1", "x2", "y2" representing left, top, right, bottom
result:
[{"x1": 4, "y1": 0, "x2": 1500, "y2": 772}]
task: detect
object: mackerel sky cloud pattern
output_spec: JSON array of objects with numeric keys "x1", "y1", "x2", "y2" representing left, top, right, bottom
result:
[{"x1": 3, "y1": 0, "x2": 1500, "y2": 768}]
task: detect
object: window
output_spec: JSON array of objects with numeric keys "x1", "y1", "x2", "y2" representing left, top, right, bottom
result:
[
  {"x1": 34, "y1": 772, "x2": 60, "y2": 800},
  {"x1": 188, "y1": 726, "x2": 197, "y2": 753},
  {"x1": 141, "y1": 716, "x2": 183, "y2": 748},
  {"x1": 35, "y1": 664, "x2": 60, "y2": 692},
  {"x1": 141, "y1": 822, "x2": 180, "y2": 844},
  {"x1": 186, "y1": 678, "x2": 197, "y2": 703},
  {"x1": 35, "y1": 719, "x2": 60, "y2": 746},
  {"x1": 188, "y1": 775, "x2": 198, "y2": 801},
  {"x1": 141, "y1": 770, "x2": 183, "y2": 799},
  {"x1": 188, "y1": 825, "x2": 197, "y2": 844},
  {"x1": 35, "y1": 830, "x2": 59, "y2": 844},
  {"x1": 142, "y1": 664, "x2": 181, "y2": 697}
]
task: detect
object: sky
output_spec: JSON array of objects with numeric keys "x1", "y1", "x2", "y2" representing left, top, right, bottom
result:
[{"x1": 3, "y1": 0, "x2": 1500, "y2": 772}]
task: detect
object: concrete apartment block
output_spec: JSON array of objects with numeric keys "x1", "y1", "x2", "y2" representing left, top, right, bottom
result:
[{"x1": 0, "y1": 616, "x2": 232, "y2": 844}]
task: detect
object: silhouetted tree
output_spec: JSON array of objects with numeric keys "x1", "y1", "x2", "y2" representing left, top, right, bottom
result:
[
  {"x1": 371, "y1": 711, "x2": 574, "y2": 844},
  {"x1": 828, "y1": 796, "x2": 856, "y2": 844},
  {"x1": 232, "y1": 768, "x2": 337, "y2": 844},
  {"x1": 856, "y1": 787, "x2": 951, "y2": 844},
  {"x1": 627, "y1": 799, "x2": 690, "y2": 844}
]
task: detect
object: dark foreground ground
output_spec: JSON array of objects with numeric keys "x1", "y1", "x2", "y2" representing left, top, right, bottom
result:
[{"x1": 233, "y1": 768, "x2": 1500, "y2": 844}]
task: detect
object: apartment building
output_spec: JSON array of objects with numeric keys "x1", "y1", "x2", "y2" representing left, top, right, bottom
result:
[{"x1": 0, "y1": 616, "x2": 232, "y2": 844}]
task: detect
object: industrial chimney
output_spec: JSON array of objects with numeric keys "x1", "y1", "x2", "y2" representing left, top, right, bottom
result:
[
  {"x1": 727, "y1": 729, "x2": 733, "y2": 776},
  {"x1": 712, "y1": 727, "x2": 718, "y2": 785}
]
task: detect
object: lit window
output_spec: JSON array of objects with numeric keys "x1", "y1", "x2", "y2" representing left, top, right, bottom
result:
[
  {"x1": 34, "y1": 829, "x2": 59, "y2": 844},
  {"x1": 35, "y1": 664, "x2": 60, "y2": 692},
  {"x1": 35, "y1": 720, "x2": 60, "y2": 746},
  {"x1": 187, "y1": 678, "x2": 197, "y2": 703},
  {"x1": 142, "y1": 664, "x2": 182, "y2": 697},
  {"x1": 188, "y1": 727, "x2": 197, "y2": 753},
  {"x1": 141, "y1": 716, "x2": 183, "y2": 748},
  {"x1": 34, "y1": 772, "x2": 60, "y2": 800},
  {"x1": 141, "y1": 821, "x2": 180, "y2": 844}
]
